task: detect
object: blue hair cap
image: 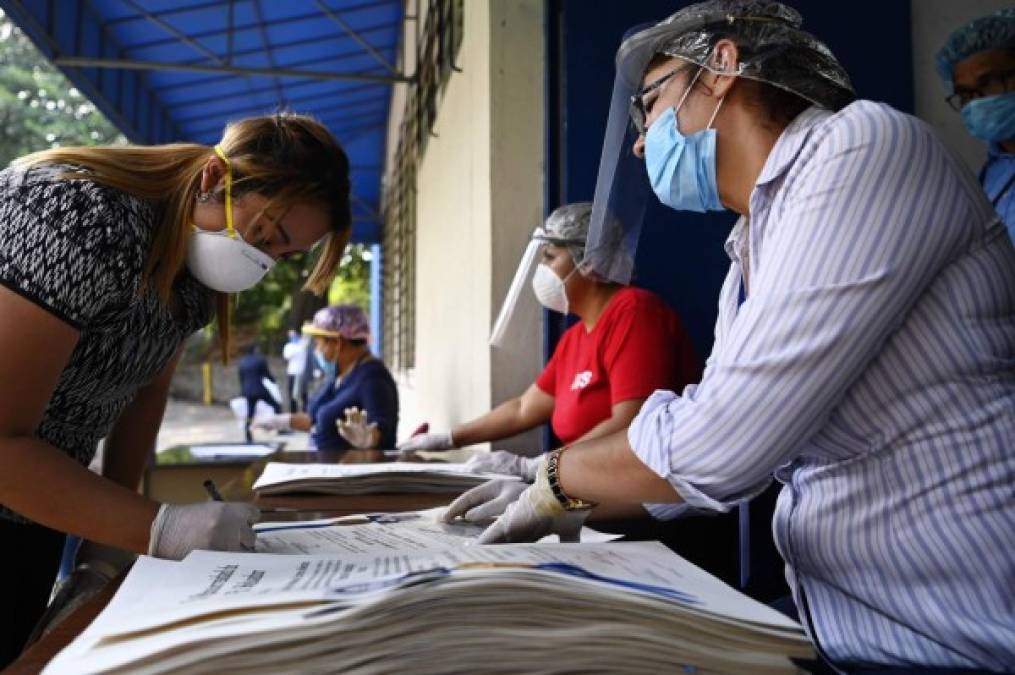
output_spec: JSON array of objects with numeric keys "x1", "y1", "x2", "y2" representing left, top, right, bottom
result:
[{"x1": 935, "y1": 8, "x2": 1015, "y2": 89}]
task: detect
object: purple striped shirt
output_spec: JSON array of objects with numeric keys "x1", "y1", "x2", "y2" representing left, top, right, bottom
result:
[{"x1": 630, "y1": 101, "x2": 1015, "y2": 670}]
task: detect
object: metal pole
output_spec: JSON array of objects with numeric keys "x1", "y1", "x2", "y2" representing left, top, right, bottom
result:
[
  {"x1": 312, "y1": 0, "x2": 400, "y2": 75},
  {"x1": 51, "y1": 57, "x2": 413, "y2": 84}
]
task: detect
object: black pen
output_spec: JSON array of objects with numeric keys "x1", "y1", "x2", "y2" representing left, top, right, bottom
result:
[{"x1": 203, "y1": 479, "x2": 224, "y2": 502}]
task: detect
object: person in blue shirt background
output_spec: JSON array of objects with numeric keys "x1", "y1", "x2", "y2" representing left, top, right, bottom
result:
[
  {"x1": 254, "y1": 304, "x2": 398, "y2": 452},
  {"x1": 937, "y1": 8, "x2": 1015, "y2": 244},
  {"x1": 236, "y1": 344, "x2": 281, "y2": 443}
]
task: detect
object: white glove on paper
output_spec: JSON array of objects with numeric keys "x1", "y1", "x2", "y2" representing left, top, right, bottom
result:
[
  {"x1": 337, "y1": 407, "x2": 380, "y2": 449},
  {"x1": 148, "y1": 502, "x2": 260, "y2": 561},
  {"x1": 477, "y1": 461, "x2": 589, "y2": 544},
  {"x1": 441, "y1": 478, "x2": 530, "y2": 525},
  {"x1": 465, "y1": 450, "x2": 542, "y2": 481}
]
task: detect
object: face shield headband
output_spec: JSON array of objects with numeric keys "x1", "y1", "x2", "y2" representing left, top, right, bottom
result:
[{"x1": 532, "y1": 228, "x2": 587, "y2": 258}]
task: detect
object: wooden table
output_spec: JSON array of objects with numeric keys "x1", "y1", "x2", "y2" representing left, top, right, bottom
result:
[
  {"x1": 143, "y1": 441, "x2": 288, "y2": 503},
  {"x1": 7, "y1": 449, "x2": 466, "y2": 673}
]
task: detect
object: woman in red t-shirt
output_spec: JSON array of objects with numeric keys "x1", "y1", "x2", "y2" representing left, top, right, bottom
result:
[{"x1": 398, "y1": 203, "x2": 698, "y2": 480}]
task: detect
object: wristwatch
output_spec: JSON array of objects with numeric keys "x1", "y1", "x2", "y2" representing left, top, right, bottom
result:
[{"x1": 546, "y1": 447, "x2": 596, "y2": 511}]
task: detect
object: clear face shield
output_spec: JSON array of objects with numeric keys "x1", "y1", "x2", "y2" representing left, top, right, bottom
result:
[
  {"x1": 489, "y1": 228, "x2": 586, "y2": 350},
  {"x1": 585, "y1": 29, "x2": 659, "y2": 286},
  {"x1": 587, "y1": 2, "x2": 855, "y2": 285}
]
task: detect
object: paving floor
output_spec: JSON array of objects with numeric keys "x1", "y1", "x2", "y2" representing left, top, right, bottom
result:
[{"x1": 156, "y1": 398, "x2": 312, "y2": 453}]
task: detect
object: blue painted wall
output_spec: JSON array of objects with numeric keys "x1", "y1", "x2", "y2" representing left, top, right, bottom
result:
[{"x1": 547, "y1": 0, "x2": 914, "y2": 364}]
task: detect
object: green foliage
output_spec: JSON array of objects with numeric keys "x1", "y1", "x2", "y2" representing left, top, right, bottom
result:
[
  {"x1": 328, "y1": 243, "x2": 371, "y2": 309},
  {"x1": 234, "y1": 243, "x2": 372, "y2": 350},
  {"x1": 0, "y1": 11, "x2": 125, "y2": 166}
]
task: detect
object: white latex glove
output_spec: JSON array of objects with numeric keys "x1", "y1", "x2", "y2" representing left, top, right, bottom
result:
[
  {"x1": 251, "y1": 413, "x2": 291, "y2": 432},
  {"x1": 29, "y1": 541, "x2": 136, "y2": 641},
  {"x1": 396, "y1": 431, "x2": 455, "y2": 457},
  {"x1": 148, "y1": 502, "x2": 260, "y2": 561},
  {"x1": 441, "y1": 478, "x2": 530, "y2": 525},
  {"x1": 477, "y1": 461, "x2": 590, "y2": 544},
  {"x1": 465, "y1": 450, "x2": 542, "y2": 481},
  {"x1": 337, "y1": 406, "x2": 380, "y2": 449}
]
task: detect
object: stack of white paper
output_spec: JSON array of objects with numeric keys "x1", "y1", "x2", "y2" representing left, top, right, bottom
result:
[
  {"x1": 45, "y1": 542, "x2": 813, "y2": 674},
  {"x1": 252, "y1": 461, "x2": 516, "y2": 496},
  {"x1": 253, "y1": 508, "x2": 620, "y2": 554}
]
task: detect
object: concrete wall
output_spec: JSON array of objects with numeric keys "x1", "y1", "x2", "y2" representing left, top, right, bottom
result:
[
  {"x1": 394, "y1": 0, "x2": 545, "y2": 455},
  {"x1": 487, "y1": 0, "x2": 547, "y2": 454},
  {"x1": 911, "y1": 0, "x2": 1011, "y2": 171}
]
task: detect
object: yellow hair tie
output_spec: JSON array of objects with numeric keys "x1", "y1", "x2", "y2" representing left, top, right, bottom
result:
[{"x1": 213, "y1": 145, "x2": 235, "y2": 239}]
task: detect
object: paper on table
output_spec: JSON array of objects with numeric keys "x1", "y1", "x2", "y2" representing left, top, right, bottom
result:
[
  {"x1": 255, "y1": 461, "x2": 512, "y2": 483},
  {"x1": 188, "y1": 444, "x2": 277, "y2": 459},
  {"x1": 252, "y1": 461, "x2": 519, "y2": 495},
  {"x1": 45, "y1": 542, "x2": 806, "y2": 675},
  {"x1": 75, "y1": 541, "x2": 800, "y2": 643},
  {"x1": 253, "y1": 508, "x2": 620, "y2": 554}
]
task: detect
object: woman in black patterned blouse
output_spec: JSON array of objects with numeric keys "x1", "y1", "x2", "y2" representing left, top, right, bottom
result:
[{"x1": 0, "y1": 113, "x2": 351, "y2": 665}]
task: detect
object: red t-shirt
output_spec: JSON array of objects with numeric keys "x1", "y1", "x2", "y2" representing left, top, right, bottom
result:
[{"x1": 535, "y1": 286, "x2": 699, "y2": 445}]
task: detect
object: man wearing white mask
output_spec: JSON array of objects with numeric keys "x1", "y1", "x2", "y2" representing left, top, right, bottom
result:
[{"x1": 399, "y1": 203, "x2": 698, "y2": 487}]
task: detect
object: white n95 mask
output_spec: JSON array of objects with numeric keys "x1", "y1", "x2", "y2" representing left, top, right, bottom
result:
[
  {"x1": 531, "y1": 264, "x2": 571, "y2": 315},
  {"x1": 186, "y1": 145, "x2": 276, "y2": 293},
  {"x1": 186, "y1": 228, "x2": 276, "y2": 293}
]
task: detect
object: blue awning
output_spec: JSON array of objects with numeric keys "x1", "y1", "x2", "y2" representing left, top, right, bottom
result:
[{"x1": 0, "y1": 0, "x2": 407, "y2": 243}]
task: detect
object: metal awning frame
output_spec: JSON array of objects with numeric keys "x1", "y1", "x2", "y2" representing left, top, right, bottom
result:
[{"x1": 0, "y1": 0, "x2": 413, "y2": 242}]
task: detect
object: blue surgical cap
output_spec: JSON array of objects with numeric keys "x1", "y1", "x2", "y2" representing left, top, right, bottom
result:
[{"x1": 936, "y1": 8, "x2": 1015, "y2": 89}]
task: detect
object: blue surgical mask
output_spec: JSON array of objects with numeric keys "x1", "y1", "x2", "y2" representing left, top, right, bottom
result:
[
  {"x1": 314, "y1": 349, "x2": 336, "y2": 379},
  {"x1": 643, "y1": 69, "x2": 725, "y2": 213},
  {"x1": 961, "y1": 92, "x2": 1015, "y2": 143}
]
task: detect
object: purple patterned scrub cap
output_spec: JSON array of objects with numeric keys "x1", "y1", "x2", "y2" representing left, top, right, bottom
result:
[{"x1": 302, "y1": 304, "x2": 370, "y2": 341}]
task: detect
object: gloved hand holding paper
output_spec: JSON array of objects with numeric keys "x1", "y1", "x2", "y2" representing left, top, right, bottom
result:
[
  {"x1": 441, "y1": 478, "x2": 530, "y2": 525},
  {"x1": 475, "y1": 460, "x2": 590, "y2": 544},
  {"x1": 148, "y1": 502, "x2": 260, "y2": 561}
]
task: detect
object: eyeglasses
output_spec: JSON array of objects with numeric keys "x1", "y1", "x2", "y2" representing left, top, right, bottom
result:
[
  {"x1": 629, "y1": 65, "x2": 694, "y2": 134},
  {"x1": 945, "y1": 68, "x2": 1015, "y2": 112}
]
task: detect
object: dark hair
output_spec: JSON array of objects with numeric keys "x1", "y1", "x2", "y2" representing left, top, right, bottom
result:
[
  {"x1": 647, "y1": 53, "x2": 809, "y2": 130},
  {"x1": 745, "y1": 80, "x2": 810, "y2": 129},
  {"x1": 22, "y1": 113, "x2": 352, "y2": 364},
  {"x1": 344, "y1": 338, "x2": 368, "y2": 348}
]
